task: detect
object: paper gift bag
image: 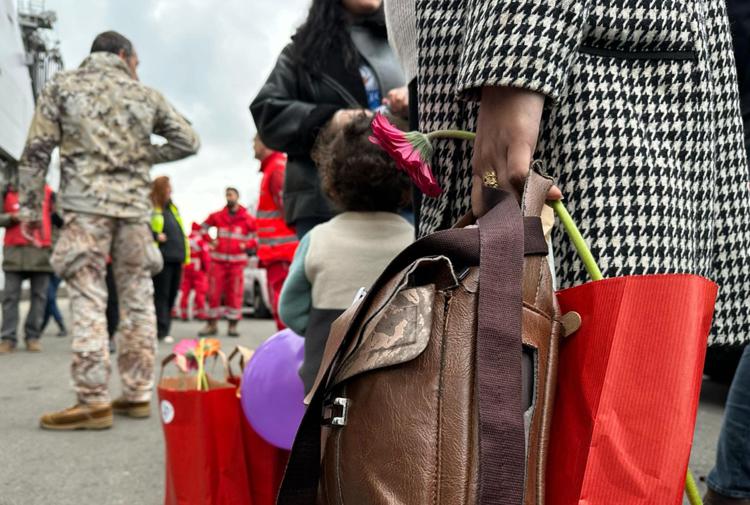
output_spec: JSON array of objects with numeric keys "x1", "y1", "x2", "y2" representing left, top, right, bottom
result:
[
  {"x1": 159, "y1": 355, "x2": 252, "y2": 505},
  {"x1": 547, "y1": 201, "x2": 717, "y2": 505}
]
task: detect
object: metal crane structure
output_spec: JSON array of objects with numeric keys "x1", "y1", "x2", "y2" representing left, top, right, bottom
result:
[
  {"x1": 17, "y1": 0, "x2": 63, "y2": 100},
  {"x1": 0, "y1": 0, "x2": 62, "y2": 175}
]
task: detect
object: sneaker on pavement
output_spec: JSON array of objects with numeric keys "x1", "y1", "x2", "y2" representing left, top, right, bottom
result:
[
  {"x1": 39, "y1": 403, "x2": 113, "y2": 431},
  {"x1": 164, "y1": 335, "x2": 175, "y2": 344},
  {"x1": 57, "y1": 327, "x2": 67, "y2": 337},
  {"x1": 112, "y1": 397, "x2": 151, "y2": 419},
  {"x1": 26, "y1": 340, "x2": 42, "y2": 352},
  {"x1": 0, "y1": 340, "x2": 15, "y2": 354},
  {"x1": 227, "y1": 323, "x2": 240, "y2": 338},
  {"x1": 704, "y1": 489, "x2": 750, "y2": 505}
]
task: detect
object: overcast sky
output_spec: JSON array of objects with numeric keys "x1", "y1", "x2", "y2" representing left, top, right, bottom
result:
[{"x1": 44, "y1": 0, "x2": 309, "y2": 225}]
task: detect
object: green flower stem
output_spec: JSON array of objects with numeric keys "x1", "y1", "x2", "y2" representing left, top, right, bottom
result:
[
  {"x1": 196, "y1": 338, "x2": 206, "y2": 391},
  {"x1": 426, "y1": 130, "x2": 476, "y2": 141},
  {"x1": 685, "y1": 471, "x2": 703, "y2": 505},
  {"x1": 549, "y1": 200, "x2": 603, "y2": 282},
  {"x1": 422, "y1": 130, "x2": 601, "y2": 283}
]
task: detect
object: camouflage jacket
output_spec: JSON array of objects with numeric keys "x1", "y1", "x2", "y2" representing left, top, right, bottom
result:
[{"x1": 18, "y1": 52, "x2": 200, "y2": 221}]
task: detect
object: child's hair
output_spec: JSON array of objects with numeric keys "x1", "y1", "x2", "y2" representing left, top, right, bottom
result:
[{"x1": 314, "y1": 115, "x2": 410, "y2": 213}]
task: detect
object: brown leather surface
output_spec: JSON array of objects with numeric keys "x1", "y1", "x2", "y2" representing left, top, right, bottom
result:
[
  {"x1": 319, "y1": 289, "x2": 450, "y2": 504},
  {"x1": 519, "y1": 170, "x2": 560, "y2": 505},
  {"x1": 319, "y1": 269, "x2": 480, "y2": 505}
]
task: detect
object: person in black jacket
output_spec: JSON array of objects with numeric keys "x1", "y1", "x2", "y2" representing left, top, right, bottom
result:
[
  {"x1": 150, "y1": 176, "x2": 187, "y2": 344},
  {"x1": 251, "y1": 0, "x2": 406, "y2": 239}
]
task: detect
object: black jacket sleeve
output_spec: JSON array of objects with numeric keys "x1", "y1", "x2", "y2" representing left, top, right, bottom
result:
[{"x1": 251, "y1": 46, "x2": 339, "y2": 157}]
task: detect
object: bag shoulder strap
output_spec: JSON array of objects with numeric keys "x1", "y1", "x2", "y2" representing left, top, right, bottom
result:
[{"x1": 476, "y1": 191, "x2": 526, "y2": 505}]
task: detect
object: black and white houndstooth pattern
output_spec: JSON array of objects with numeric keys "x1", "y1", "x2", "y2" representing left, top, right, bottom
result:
[{"x1": 416, "y1": 0, "x2": 750, "y2": 345}]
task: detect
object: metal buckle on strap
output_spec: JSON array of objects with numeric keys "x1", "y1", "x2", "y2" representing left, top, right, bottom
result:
[{"x1": 321, "y1": 396, "x2": 350, "y2": 427}]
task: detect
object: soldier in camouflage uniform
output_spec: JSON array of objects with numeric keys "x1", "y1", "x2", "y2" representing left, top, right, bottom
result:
[{"x1": 17, "y1": 31, "x2": 200, "y2": 430}]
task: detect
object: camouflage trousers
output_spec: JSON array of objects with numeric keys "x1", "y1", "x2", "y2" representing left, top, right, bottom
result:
[{"x1": 51, "y1": 212, "x2": 157, "y2": 404}]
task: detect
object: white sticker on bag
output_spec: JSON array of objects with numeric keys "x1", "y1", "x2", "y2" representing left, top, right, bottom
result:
[{"x1": 161, "y1": 400, "x2": 175, "y2": 424}]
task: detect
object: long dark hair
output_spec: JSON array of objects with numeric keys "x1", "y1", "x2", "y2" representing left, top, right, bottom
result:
[{"x1": 291, "y1": 1, "x2": 386, "y2": 73}]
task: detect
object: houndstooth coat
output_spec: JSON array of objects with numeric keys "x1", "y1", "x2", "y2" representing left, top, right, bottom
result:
[{"x1": 416, "y1": 0, "x2": 750, "y2": 345}]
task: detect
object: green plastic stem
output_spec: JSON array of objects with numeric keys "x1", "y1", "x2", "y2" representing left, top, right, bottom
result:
[
  {"x1": 685, "y1": 470, "x2": 703, "y2": 505},
  {"x1": 426, "y1": 130, "x2": 477, "y2": 141},
  {"x1": 549, "y1": 200, "x2": 603, "y2": 281}
]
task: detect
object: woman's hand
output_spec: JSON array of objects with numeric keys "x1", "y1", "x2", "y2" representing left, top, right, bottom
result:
[
  {"x1": 383, "y1": 86, "x2": 409, "y2": 118},
  {"x1": 157, "y1": 233, "x2": 167, "y2": 243},
  {"x1": 471, "y1": 86, "x2": 562, "y2": 217}
]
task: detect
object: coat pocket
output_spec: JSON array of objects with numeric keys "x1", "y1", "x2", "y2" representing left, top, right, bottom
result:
[
  {"x1": 50, "y1": 214, "x2": 106, "y2": 279},
  {"x1": 578, "y1": 45, "x2": 696, "y2": 61},
  {"x1": 581, "y1": 0, "x2": 697, "y2": 57}
]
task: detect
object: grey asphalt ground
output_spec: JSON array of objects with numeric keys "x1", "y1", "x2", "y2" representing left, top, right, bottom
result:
[
  {"x1": 0, "y1": 301, "x2": 276, "y2": 505},
  {"x1": 0, "y1": 302, "x2": 731, "y2": 505}
]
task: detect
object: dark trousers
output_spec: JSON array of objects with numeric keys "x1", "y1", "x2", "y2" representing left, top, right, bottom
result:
[
  {"x1": 708, "y1": 345, "x2": 750, "y2": 498},
  {"x1": 153, "y1": 262, "x2": 182, "y2": 339},
  {"x1": 106, "y1": 264, "x2": 119, "y2": 339},
  {"x1": 1, "y1": 271, "x2": 50, "y2": 343},
  {"x1": 42, "y1": 274, "x2": 65, "y2": 332}
]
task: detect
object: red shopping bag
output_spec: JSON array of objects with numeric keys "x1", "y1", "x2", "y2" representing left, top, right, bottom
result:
[
  {"x1": 546, "y1": 202, "x2": 718, "y2": 505},
  {"x1": 238, "y1": 408, "x2": 289, "y2": 505},
  {"x1": 228, "y1": 347, "x2": 290, "y2": 505},
  {"x1": 159, "y1": 355, "x2": 252, "y2": 505}
]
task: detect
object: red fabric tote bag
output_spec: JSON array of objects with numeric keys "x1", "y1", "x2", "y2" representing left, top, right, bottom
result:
[
  {"x1": 159, "y1": 355, "x2": 252, "y2": 505},
  {"x1": 546, "y1": 202, "x2": 717, "y2": 505}
]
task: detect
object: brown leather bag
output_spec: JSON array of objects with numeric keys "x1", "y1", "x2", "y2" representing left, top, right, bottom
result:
[{"x1": 278, "y1": 172, "x2": 566, "y2": 505}]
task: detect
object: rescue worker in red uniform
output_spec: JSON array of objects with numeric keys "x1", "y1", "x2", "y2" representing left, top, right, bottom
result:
[
  {"x1": 199, "y1": 187, "x2": 257, "y2": 337},
  {"x1": 178, "y1": 222, "x2": 211, "y2": 320},
  {"x1": 253, "y1": 136, "x2": 298, "y2": 330}
]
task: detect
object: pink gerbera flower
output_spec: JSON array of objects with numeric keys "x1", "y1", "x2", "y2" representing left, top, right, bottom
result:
[
  {"x1": 173, "y1": 338, "x2": 199, "y2": 372},
  {"x1": 369, "y1": 114, "x2": 443, "y2": 198}
]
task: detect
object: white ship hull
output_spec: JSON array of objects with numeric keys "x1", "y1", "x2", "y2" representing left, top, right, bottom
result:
[{"x1": 0, "y1": 0, "x2": 35, "y2": 163}]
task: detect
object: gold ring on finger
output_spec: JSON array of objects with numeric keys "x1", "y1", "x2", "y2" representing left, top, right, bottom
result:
[{"x1": 483, "y1": 171, "x2": 499, "y2": 189}]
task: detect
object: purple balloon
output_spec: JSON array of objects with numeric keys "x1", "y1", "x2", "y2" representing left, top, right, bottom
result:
[{"x1": 241, "y1": 329, "x2": 306, "y2": 450}]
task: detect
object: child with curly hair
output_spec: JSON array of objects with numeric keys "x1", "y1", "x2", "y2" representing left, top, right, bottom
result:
[{"x1": 278, "y1": 115, "x2": 414, "y2": 393}]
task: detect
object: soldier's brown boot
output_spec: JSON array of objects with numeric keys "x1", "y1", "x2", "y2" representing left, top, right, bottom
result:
[
  {"x1": 26, "y1": 340, "x2": 42, "y2": 352},
  {"x1": 112, "y1": 397, "x2": 151, "y2": 419},
  {"x1": 227, "y1": 322, "x2": 240, "y2": 338},
  {"x1": 198, "y1": 320, "x2": 218, "y2": 336},
  {"x1": 0, "y1": 340, "x2": 15, "y2": 354},
  {"x1": 40, "y1": 402, "x2": 113, "y2": 431},
  {"x1": 704, "y1": 489, "x2": 750, "y2": 505}
]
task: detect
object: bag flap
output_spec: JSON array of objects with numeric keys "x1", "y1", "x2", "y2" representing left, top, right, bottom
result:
[
  {"x1": 330, "y1": 285, "x2": 435, "y2": 387},
  {"x1": 304, "y1": 256, "x2": 457, "y2": 405}
]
